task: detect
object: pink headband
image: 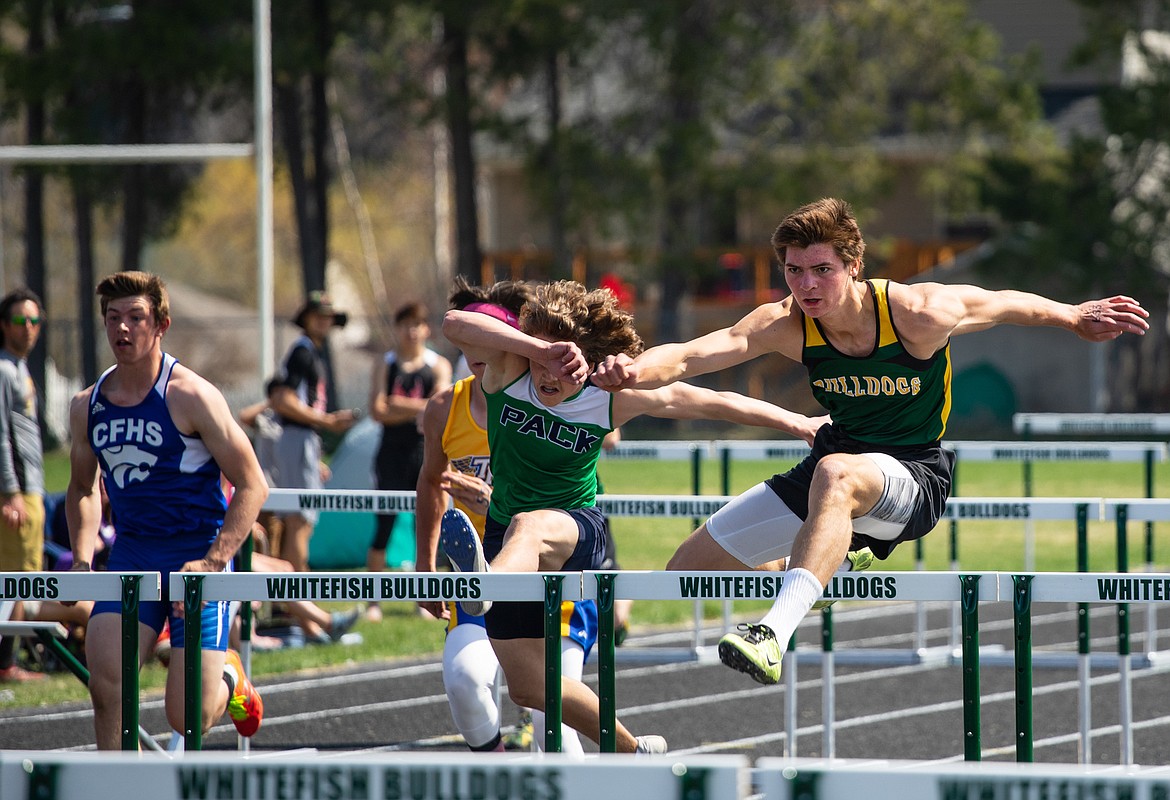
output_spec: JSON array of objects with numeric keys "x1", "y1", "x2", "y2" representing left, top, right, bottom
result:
[{"x1": 464, "y1": 302, "x2": 520, "y2": 330}]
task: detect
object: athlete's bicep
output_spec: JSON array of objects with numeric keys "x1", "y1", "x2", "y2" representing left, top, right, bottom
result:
[{"x1": 175, "y1": 380, "x2": 263, "y2": 485}]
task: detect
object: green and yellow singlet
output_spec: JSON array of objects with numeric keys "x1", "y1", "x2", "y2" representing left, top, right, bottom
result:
[
  {"x1": 484, "y1": 372, "x2": 613, "y2": 525},
  {"x1": 803, "y1": 279, "x2": 951, "y2": 446}
]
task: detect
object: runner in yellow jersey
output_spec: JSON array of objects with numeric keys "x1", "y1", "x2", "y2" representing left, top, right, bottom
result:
[{"x1": 593, "y1": 197, "x2": 1150, "y2": 686}]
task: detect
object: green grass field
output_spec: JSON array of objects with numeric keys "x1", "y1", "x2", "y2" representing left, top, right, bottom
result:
[{"x1": 5, "y1": 448, "x2": 1167, "y2": 710}]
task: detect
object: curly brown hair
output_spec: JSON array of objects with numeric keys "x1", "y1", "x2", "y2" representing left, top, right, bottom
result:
[{"x1": 521, "y1": 280, "x2": 643, "y2": 367}]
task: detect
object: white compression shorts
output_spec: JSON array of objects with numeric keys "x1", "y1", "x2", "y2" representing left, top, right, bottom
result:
[{"x1": 706, "y1": 452, "x2": 919, "y2": 567}]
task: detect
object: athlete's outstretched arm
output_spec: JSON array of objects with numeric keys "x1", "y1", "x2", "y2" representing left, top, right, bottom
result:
[
  {"x1": 895, "y1": 283, "x2": 1150, "y2": 354},
  {"x1": 613, "y1": 382, "x2": 827, "y2": 445},
  {"x1": 594, "y1": 300, "x2": 800, "y2": 390}
]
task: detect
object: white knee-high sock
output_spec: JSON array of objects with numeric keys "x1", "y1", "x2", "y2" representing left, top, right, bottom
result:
[{"x1": 756, "y1": 568, "x2": 824, "y2": 647}]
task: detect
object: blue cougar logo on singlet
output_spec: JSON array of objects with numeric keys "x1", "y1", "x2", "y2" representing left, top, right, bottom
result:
[{"x1": 103, "y1": 444, "x2": 159, "y2": 489}]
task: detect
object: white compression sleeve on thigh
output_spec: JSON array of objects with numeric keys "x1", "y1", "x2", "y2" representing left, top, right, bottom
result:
[
  {"x1": 442, "y1": 624, "x2": 502, "y2": 748},
  {"x1": 757, "y1": 568, "x2": 824, "y2": 648},
  {"x1": 707, "y1": 482, "x2": 804, "y2": 566},
  {"x1": 532, "y1": 639, "x2": 586, "y2": 757}
]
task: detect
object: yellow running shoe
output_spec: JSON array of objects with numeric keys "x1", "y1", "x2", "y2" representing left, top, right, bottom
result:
[
  {"x1": 718, "y1": 623, "x2": 783, "y2": 685},
  {"x1": 813, "y1": 547, "x2": 875, "y2": 610}
]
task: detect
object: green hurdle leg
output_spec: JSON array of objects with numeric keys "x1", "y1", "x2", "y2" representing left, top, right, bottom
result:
[
  {"x1": 690, "y1": 446, "x2": 702, "y2": 532},
  {"x1": 1145, "y1": 449, "x2": 1155, "y2": 568},
  {"x1": 183, "y1": 575, "x2": 205, "y2": 751},
  {"x1": 1076, "y1": 503, "x2": 1092, "y2": 763},
  {"x1": 1116, "y1": 502, "x2": 1130, "y2": 648},
  {"x1": 1012, "y1": 574, "x2": 1033, "y2": 762},
  {"x1": 678, "y1": 767, "x2": 712, "y2": 799},
  {"x1": 1116, "y1": 503, "x2": 1133, "y2": 764},
  {"x1": 596, "y1": 572, "x2": 618, "y2": 753},
  {"x1": 25, "y1": 762, "x2": 58, "y2": 800},
  {"x1": 119, "y1": 574, "x2": 142, "y2": 752},
  {"x1": 240, "y1": 535, "x2": 254, "y2": 651},
  {"x1": 821, "y1": 606, "x2": 835, "y2": 757},
  {"x1": 543, "y1": 574, "x2": 563, "y2": 753},
  {"x1": 1143, "y1": 449, "x2": 1157, "y2": 656},
  {"x1": 960, "y1": 574, "x2": 981, "y2": 761}
]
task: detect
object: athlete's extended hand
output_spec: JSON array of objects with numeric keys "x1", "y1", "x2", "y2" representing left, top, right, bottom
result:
[
  {"x1": 793, "y1": 414, "x2": 831, "y2": 446},
  {"x1": 440, "y1": 470, "x2": 491, "y2": 517},
  {"x1": 172, "y1": 557, "x2": 226, "y2": 617},
  {"x1": 1073, "y1": 296, "x2": 1149, "y2": 342},
  {"x1": 592, "y1": 353, "x2": 637, "y2": 391},
  {"x1": 417, "y1": 600, "x2": 450, "y2": 622}
]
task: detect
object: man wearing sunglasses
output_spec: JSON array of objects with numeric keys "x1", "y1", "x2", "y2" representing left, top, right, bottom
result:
[{"x1": 0, "y1": 288, "x2": 46, "y2": 682}]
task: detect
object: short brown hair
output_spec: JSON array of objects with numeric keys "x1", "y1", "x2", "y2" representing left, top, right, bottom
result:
[
  {"x1": 448, "y1": 275, "x2": 534, "y2": 316},
  {"x1": 96, "y1": 271, "x2": 170, "y2": 327},
  {"x1": 394, "y1": 301, "x2": 429, "y2": 326},
  {"x1": 771, "y1": 198, "x2": 866, "y2": 278}
]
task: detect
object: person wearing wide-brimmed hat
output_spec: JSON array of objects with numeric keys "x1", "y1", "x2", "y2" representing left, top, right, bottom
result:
[{"x1": 269, "y1": 291, "x2": 357, "y2": 572}]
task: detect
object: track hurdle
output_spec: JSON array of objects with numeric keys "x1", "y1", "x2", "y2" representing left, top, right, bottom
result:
[
  {"x1": 1013, "y1": 412, "x2": 1170, "y2": 438},
  {"x1": 947, "y1": 440, "x2": 1167, "y2": 570},
  {"x1": 0, "y1": 750, "x2": 749, "y2": 800},
  {"x1": 585, "y1": 570, "x2": 1002, "y2": 762},
  {"x1": 265, "y1": 490, "x2": 1162, "y2": 666},
  {"x1": 256, "y1": 488, "x2": 1168, "y2": 761},
  {"x1": 602, "y1": 440, "x2": 715, "y2": 642},
  {"x1": 706, "y1": 438, "x2": 1168, "y2": 650},
  {"x1": 1012, "y1": 571, "x2": 1170, "y2": 765},
  {"x1": 589, "y1": 568, "x2": 1170, "y2": 766},
  {"x1": 756, "y1": 757, "x2": 1170, "y2": 800},
  {"x1": 170, "y1": 569, "x2": 581, "y2": 752},
  {"x1": 596, "y1": 494, "x2": 1116, "y2": 666},
  {"x1": 1015, "y1": 414, "x2": 1170, "y2": 660},
  {"x1": 0, "y1": 570, "x2": 161, "y2": 751}
]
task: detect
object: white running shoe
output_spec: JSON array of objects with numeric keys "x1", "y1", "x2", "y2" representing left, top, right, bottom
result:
[{"x1": 634, "y1": 735, "x2": 668, "y2": 755}]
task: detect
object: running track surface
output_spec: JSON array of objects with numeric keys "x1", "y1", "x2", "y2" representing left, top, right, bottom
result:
[{"x1": 4, "y1": 600, "x2": 1170, "y2": 765}]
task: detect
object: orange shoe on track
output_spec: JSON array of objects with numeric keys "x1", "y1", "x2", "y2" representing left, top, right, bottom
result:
[{"x1": 224, "y1": 649, "x2": 263, "y2": 736}]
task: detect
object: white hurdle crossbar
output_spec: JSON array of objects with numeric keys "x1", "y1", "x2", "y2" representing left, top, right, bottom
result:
[
  {"x1": 0, "y1": 750, "x2": 748, "y2": 800},
  {"x1": 262, "y1": 490, "x2": 1169, "y2": 667},
  {"x1": 167, "y1": 570, "x2": 582, "y2": 752},
  {"x1": 0, "y1": 571, "x2": 163, "y2": 751},
  {"x1": 584, "y1": 570, "x2": 1001, "y2": 761},
  {"x1": 584, "y1": 569, "x2": 1170, "y2": 765},
  {"x1": 756, "y1": 757, "x2": 1170, "y2": 800}
]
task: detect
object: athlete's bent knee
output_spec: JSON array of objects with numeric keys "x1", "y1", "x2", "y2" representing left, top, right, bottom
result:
[{"x1": 507, "y1": 684, "x2": 543, "y2": 711}]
